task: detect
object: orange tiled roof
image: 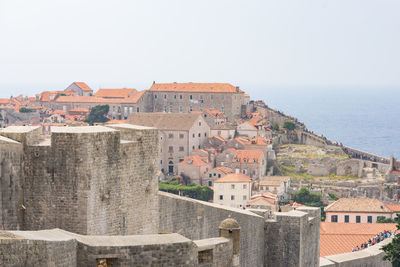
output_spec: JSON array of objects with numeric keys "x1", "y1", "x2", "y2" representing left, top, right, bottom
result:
[
  {"x1": 51, "y1": 110, "x2": 67, "y2": 116},
  {"x1": 233, "y1": 150, "x2": 264, "y2": 163},
  {"x1": 28, "y1": 97, "x2": 36, "y2": 102},
  {"x1": 0, "y1": 98, "x2": 10, "y2": 104},
  {"x1": 248, "y1": 196, "x2": 276, "y2": 206},
  {"x1": 213, "y1": 135, "x2": 225, "y2": 142},
  {"x1": 204, "y1": 109, "x2": 226, "y2": 118},
  {"x1": 320, "y1": 222, "x2": 397, "y2": 257},
  {"x1": 55, "y1": 94, "x2": 144, "y2": 104},
  {"x1": 149, "y1": 83, "x2": 242, "y2": 93},
  {"x1": 179, "y1": 155, "x2": 209, "y2": 166},
  {"x1": 325, "y1": 198, "x2": 391, "y2": 213},
  {"x1": 69, "y1": 108, "x2": 90, "y2": 113},
  {"x1": 95, "y1": 88, "x2": 136, "y2": 98},
  {"x1": 214, "y1": 173, "x2": 251, "y2": 183},
  {"x1": 385, "y1": 204, "x2": 400, "y2": 212},
  {"x1": 73, "y1": 82, "x2": 92, "y2": 92},
  {"x1": 214, "y1": 166, "x2": 233, "y2": 175}
]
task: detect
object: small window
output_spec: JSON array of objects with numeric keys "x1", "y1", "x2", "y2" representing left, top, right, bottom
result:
[
  {"x1": 198, "y1": 133, "x2": 201, "y2": 137},
  {"x1": 209, "y1": 174, "x2": 212, "y2": 178},
  {"x1": 179, "y1": 134, "x2": 184, "y2": 139},
  {"x1": 180, "y1": 95, "x2": 182, "y2": 99},
  {"x1": 168, "y1": 134, "x2": 174, "y2": 139},
  {"x1": 154, "y1": 94, "x2": 157, "y2": 99},
  {"x1": 164, "y1": 94, "x2": 167, "y2": 99},
  {"x1": 174, "y1": 95, "x2": 177, "y2": 99},
  {"x1": 190, "y1": 95, "x2": 193, "y2": 100},
  {"x1": 198, "y1": 145, "x2": 200, "y2": 149},
  {"x1": 199, "y1": 122, "x2": 201, "y2": 126},
  {"x1": 231, "y1": 184, "x2": 235, "y2": 189},
  {"x1": 345, "y1": 215, "x2": 349, "y2": 223},
  {"x1": 218, "y1": 174, "x2": 221, "y2": 178},
  {"x1": 179, "y1": 146, "x2": 184, "y2": 152},
  {"x1": 243, "y1": 195, "x2": 247, "y2": 200},
  {"x1": 243, "y1": 184, "x2": 247, "y2": 189},
  {"x1": 356, "y1": 216, "x2": 361, "y2": 223},
  {"x1": 168, "y1": 146, "x2": 173, "y2": 152},
  {"x1": 179, "y1": 158, "x2": 184, "y2": 162},
  {"x1": 331, "y1": 215, "x2": 338, "y2": 223},
  {"x1": 204, "y1": 133, "x2": 207, "y2": 137},
  {"x1": 160, "y1": 160, "x2": 163, "y2": 164},
  {"x1": 192, "y1": 146, "x2": 195, "y2": 150},
  {"x1": 368, "y1": 216, "x2": 372, "y2": 223},
  {"x1": 219, "y1": 195, "x2": 223, "y2": 200},
  {"x1": 200, "y1": 95, "x2": 203, "y2": 100},
  {"x1": 192, "y1": 133, "x2": 195, "y2": 138},
  {"x1": 231, "y1": 195, "x2": 235, "y2": 200},
  {"x1": 211, "y1": 95, "x2": 214, "y2": 100},
  {"x1": 208, "y1": 181, "x2": 212, "y2": 186},
  {"x1": 137, "y1": 107, "x2": 139, "y2": 112},
  {"x1": 179, "y1": 106, "x2": 183, "y2": 112}
]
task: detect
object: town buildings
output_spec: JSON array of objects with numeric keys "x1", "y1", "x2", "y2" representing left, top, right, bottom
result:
[
  {"x1": 178, "y1": 154, "x2": 213, "y2": 185},
  {"x1": 257, "y1": 176, "x2": 291, "y2": 202},
  {"x1": 213, "y1": 173, "x2": 252, "y2": 208},
  {"x1": 146, "y1": 82, "x2": 246, "y2": 119},
  {"x1": 127, "y1": 113, "x2": 210, "y2": 175},
  {"x1": 325, "y1": 198, "x2": 400, "y2": 223}
]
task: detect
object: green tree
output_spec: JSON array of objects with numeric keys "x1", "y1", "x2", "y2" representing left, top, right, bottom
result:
[
  {"x1": 328, "y1": 192, "x2": 339, "y2": 201},
  {"x1": 272, "y1": 122, "x2": 280, "y2": 131},
  {"x1": 19, "y1": 107, "x2": 34, "y2": 113},
  {"x1": 84, "y1": 105, "x2": 110, "y2": 125},
  {"x1": 158, "y1": 181, "x2": 213, "y2": 201},
  {"x1": 292, "y1": 187, "x2": 325, "y2": 220},
  {"x1": 377, "y1": 216, "x2": 395, "y2": 223},
  {"x1": 283, "y1": 120, "x2": 296, "y2": 130},
  {"x1": 382, "y1": 214, "x2": 400, "y2": 266}
]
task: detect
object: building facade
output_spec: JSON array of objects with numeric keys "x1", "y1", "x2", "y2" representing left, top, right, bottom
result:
[{"x1": 213, "y1": 173, "x2": 252, "y2": 208}]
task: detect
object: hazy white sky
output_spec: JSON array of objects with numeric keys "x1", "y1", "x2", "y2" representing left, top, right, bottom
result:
[{"x1": 0, "y1": 0, "x2": 399, "y2": 97}]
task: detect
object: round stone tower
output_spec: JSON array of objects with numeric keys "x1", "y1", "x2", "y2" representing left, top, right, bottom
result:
[{"x1": 219, "y1": 217, "x2": 240, "y2": 266}]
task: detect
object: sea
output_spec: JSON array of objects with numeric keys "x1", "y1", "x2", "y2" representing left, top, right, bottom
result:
[{"x1": 250, "y1": 87, "x2": 400, "y2": 159}]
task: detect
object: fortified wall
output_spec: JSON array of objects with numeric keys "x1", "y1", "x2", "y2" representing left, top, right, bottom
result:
[{"x1": 0, "y1": 124, "x2": 159, "y2": 235}]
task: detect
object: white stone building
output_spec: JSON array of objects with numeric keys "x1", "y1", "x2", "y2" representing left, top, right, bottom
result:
[{"x1": 213, "y1": 173, "x2": 252, "y2": 208}]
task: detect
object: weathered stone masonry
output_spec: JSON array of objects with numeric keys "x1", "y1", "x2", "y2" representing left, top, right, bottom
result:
[{"x1": 0, "y1": 125, "x2": 159, "y2": 235}]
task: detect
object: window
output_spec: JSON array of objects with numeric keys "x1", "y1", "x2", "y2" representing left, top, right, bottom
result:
[
  {"x1": 218, "y1": 174, "x2": 221, "y2": 178},
  {"x1": 356, "y1": 216, "x2": 361, "y2": 223},
  {"x1": 211, "y1": 95, "x2": 214, "y2": 100},
  {"x1": 204, "y1": 133, "x2": 207, "y2": 137},
  {"x1": 190, "y1": 95, "x2": 193, "y2": 100},
  {"x1": 368, "y1": 216, "x2": 372, "y2": 223},
  {"x1": 192, "y1": 133, "x2": 195, "y2": 138},
  {"x1": 231, "y1": 184, "x2": 235, "y2": 189},
  {"x1": 219, "y1": 195, "x2": 223, "y2": 200},
  {"x1": 164, "y1": 94, "x2": 167, "y2": 99},
  {"x1": 179, "y1": 134, "x2": 184, "y2": 139},
  {"x1": 180, "y1": 95, "x2": 182, "y2": 99},
  {"x1": 179, "y1": 146, "x2": 184, "y2": 152},
  {"x1": 200, "y1": 95, "x2": 203, "y2": 100},
  {"x1": 199, "y1": 122, "x2": 201, "y2": 126},
  {"x1": 208, "y1": 181, "x2": 212, "y2": 186},
  {"x1": 345, "y1": 215, "x2": 349, "y2": 223},
  {"x1": 168, "y1": 134, "x2": 174, "y2": 139},
  {"x1": 168, "y1": 146, "x2": 173, "y2": 152},
  {"x1": 179, "y1": 158, "x2": 184, "y2": 162},
  {"x1": 213, "y1": 173, "x2": 216, "y2": 176},
  {"x1": 198, "y1": 145, "x2": 200, "y2": 149},
  {"x1": 209, "y1": 174, "x2": 212, "y2": 178},
  {"x1": 331, "y1": 215, "x2": 338, "y2": 223},
  {"x1": 243, "y1": 184, "x2": 247, "y2": 189},
  {"x1": 179, "y1": 106, "x2": 183, "y2": 112},
  {"x1": 243, "y1": 195, "x2": 247, "y2": 200},
  {"x1": 242, "y1": 170, "x2": 246, "y2": 174},
  {"x1": 154, "y1": 94, "x2": 157, "y2": 99},
  {"x1": 160, "y1": 160, "x2": 162, "y2": 164},
  {"x1": 137, "y1": 107, "x2": 140, "y2": 112},
  {"x1": 231, "y1": 195, "x2": 235, "y2": 200},
  {"x1": 192, "y1": 146, "x2": 195, "y2": 150},
  {"x1": 169, "y1": 105, "x2": 173, "y2": 112},
  {"x1": 198, "y1": 133, "x2": 201, "y2": 137},
  {"x1": 174, "y1": 95, "x2": 177, "y2": 99}
]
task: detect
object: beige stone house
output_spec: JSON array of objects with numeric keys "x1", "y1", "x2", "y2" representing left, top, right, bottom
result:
[
  {"x1": 257, "y1": 176, "x2": 291, "y2": 202},
  {"x1": 210, "y1": 123, "x2": 236, "y2": 140},
  {"x1": 213, "y1": 173, "x2": 252, "y2": 208},
  {"x1": 65, "y1": 82, "x2": 93, "y2": 96},
  {"x1": 178, "y1": 155, "x2": 212, "y2": 185},
  {"x1": 127, "y1": 113, "x2": 210, "y2": 175},
  {"x1": 146, "y1": 82, "x2": 246, "y2": 120},
  {"x1": 203, "y1": 166, "x2": 233, "y2": 187},
  {"x1": 201, "y1": 109, "x2": 227, "y2": 128},
  {"x1": 325, "y1": 198, "x2": 400, "y2": 223}
]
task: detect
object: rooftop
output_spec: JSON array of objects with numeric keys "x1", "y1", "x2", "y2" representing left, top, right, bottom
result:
[
  {"x1": 149, "y1": 82, "x2": 242, "y2": 93},
  {"x1": 94, "y1": 88, "x2": 136, "y2": 98},
  {"x1": 127, "y1": 113, "x2": 203, "y2": 131},
  {"x1": 233, "y1": 150, "x2": 264, "y2": 163},
  {"x1": 325, "y1": 198, "x2": 391, "y2": 213},
  {"x1": 214, "y1": 173, "x2": 252, "y2": 183},
  {"x1": 73, "y1": 82, "x2": 92, "y2": 92}
]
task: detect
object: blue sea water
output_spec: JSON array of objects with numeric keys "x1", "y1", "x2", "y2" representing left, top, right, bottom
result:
[{"x1": 250, "y1": 88, "x2": 400, "y2": 158}]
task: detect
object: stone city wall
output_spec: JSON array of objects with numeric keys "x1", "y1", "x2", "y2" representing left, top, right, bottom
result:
[{"x1": 158, "y1": 191, "x2": 265, "y2": 267}]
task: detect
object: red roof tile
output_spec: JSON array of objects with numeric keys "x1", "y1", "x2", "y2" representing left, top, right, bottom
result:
[
  {"x1": 73, "y1": 82, "x2": 92, "y2": 92},
  {"x1": 179, "y1": 155, "x2": 209, "y2": 166},
  {"x1": 149, "y1": 83, "x2": 242, "y2": 93},
  {"x1": 95, "y1": 88, "x2": 136, "y2": 98},
  {"x1": 214, "y1": 173, "x2": 252, "y2": 183},
  {"x1": 233, "y1": 150, "x2": 264, "y2": 163},
  {"x1": 325, "y1": 198, "x2": 391, "y2": 213}
]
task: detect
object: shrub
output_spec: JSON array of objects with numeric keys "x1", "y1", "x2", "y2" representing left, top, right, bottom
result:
[
  {"x1": 158, "y1": 181, "x2": 213, "y2": 201},
  {"x1": 84, "y1": 105, "x2": 110, "y2": 125},
  {"x1": 19, "y1": 107, "x2": 34, "y2": 113},
  {"x1": 283, "y1": 120, "x2": 296, "y2": 130}
]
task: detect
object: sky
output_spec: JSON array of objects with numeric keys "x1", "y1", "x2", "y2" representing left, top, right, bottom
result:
[{"x1": 0, "y1": 0, "x2": 399, "y2": 98}]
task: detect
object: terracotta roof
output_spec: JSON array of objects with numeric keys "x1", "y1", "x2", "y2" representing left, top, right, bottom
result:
[
  {"x1": 214, "y1": 173, "x2": 251, "y2": 183},
  {"x1": 213, "y1": 135, "x2": 225, "y2": 142},
  {"x1": 73, "y1": 82, "x2": 92, "y2": 92},
  {"x1": 385, "y1": 204, "x2": 400, "y2": 212},
  {"x1": 51, "y1": 110, "x2": 67, "y2": 116},
  {"x1": 392, "y1": 170, "x2": 400, "y2": 174},
  {"x1": 214, "y1": 166, "x2": 233, "y2": 175},
  {"x1": 204, "y1": 109, "x2": 226, "y2": 118},
  {"x1": 248, "y1": 196, "x2": 276, "y2": 206},
  {"x1": 320, "y1": 222, "x2": 397, "y2": 257},
  {"x1": 125, "y1": 90, "x2": 146, "y2": 103},
  {"x1": 28, "y1": 97, "x2": 36, "y2": 102},
  {"x1": 95, "y1": 88, "x2": 136, "y2": 98},
  {"x1": 247, "y1": 136, "x2": 272, "y2": 145},
  {"x1": 179, "y1": 155, "x2": 209, "y2": 166},
  {"x1": 325, "y1": 198, "x2": 391, "y2": 213},
  {"x1": 149, "y1": 83, "x2": 242, "y2": 93},
  {"x1": 127, "y1": 113, "x2": 204, "y2": 131},
  {"x1": 233, "y1": 150, "x2": 264, "y2": 163},
  {"x1": 0, "y1": 98, "x2": 10, "y2": 104}
]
